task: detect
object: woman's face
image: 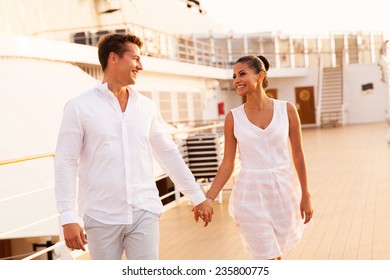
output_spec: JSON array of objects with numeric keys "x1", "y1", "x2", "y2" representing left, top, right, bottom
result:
[{"x1": 232, "y1": 62, "x2": 262, "y2": 97}]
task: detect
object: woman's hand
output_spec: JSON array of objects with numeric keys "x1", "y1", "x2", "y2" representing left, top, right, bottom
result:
[
  {"x1": 192, "y1": 200, "x2": 214, "y2": 227},
  {"x1": 300, "y1": 194, "x2": 313, "y2": 224}
]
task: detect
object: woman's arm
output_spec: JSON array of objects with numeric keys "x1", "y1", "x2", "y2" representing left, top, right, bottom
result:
[
  {"x1": 287, "y1": 102, "x2": 313, "y2": 224},
  {"x1": 206, "y1": 112, "x2": 237, "y2": 201}
]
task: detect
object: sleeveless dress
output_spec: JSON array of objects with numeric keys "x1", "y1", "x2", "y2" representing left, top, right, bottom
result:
[{"x1": 229, "y1": 100, "x2": 307, "y2": 259}]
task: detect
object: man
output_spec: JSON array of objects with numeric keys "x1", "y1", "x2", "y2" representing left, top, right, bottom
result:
[{"x1": 55, "y1": 33, "x2": 213, "y2": 260}]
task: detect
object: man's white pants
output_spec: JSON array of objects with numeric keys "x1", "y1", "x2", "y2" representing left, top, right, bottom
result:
[{"x1": 83, "y1": 210, "x2": 160, "y2": 260}]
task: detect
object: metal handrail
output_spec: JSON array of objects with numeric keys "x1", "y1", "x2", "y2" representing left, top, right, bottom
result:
[
  {"x1": 171, "y1": 122, "x2": 223, "y2": 135},
  {"x1": 317, "y1": 54, "x2": 324, "y2": 127},
  {"x1": 22, "y1": 241, "x2": 64, "y2": 260},
  {"x1": 32, "y1": 20, "x2": 230, "y2": 69},
  {"x1": 0, "y1": 153, "x2": 58, "y2": 260},
  {"x1": 0, "y1": 153, "x2": 55, "y2": 166},
  {"x1": 0, "y1": 153, "x2": 57, "y2": 248},
  {"x1": 35, "y1": 21, "x2": 379, "y2": 70}
]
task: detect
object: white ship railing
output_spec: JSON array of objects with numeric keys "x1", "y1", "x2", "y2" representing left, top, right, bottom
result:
[{"x1": 33, "y1": 20, "x2": 383, "y2": 70}]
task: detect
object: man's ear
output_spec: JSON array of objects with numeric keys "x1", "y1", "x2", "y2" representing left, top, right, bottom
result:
[{"x1": 109, "y1": 52, "x2": 117, "y2": 63}]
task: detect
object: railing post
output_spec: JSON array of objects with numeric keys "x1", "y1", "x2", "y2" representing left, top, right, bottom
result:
[{"x1": 317, "y1": 53, "x2": 323, "y2": 127}]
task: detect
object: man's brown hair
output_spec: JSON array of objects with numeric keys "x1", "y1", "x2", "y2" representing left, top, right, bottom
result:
[{"x1": 97, "y1": 33, "x2": 143, "y2": 71}]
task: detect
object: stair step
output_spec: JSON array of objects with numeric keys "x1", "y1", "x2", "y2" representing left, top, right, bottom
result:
[
  {"x1": 322, "y1": 93, "x2": 342, "y2": 97},
  {"x1": 322, "y1": 81, "x2": 342, "y2": 85},
  {"x1": 322, "y1": 95, "x2": 342, "y2": 99},
  {"x1": 322, "y1": 100, "x2": 342, "y2": 104},
  {"x1": 323, "y1": 71, "x2": 342, "y2": 74},
  {"x1": 322, "y1": 106, "x2": 342, "y2": 109},
  {"x1": 322, "y1": 87, "x2": 342, "y2": 90},
  {"x1": 322, "y1": 84, "x2": 342, "y2": 87},
  {"x1": 322, "y1": 102, "x2": 342, "y2": 105},
  {"x1": 322, "y1": 104, "x2": 342, "y2": 107},
  {"x1": 322, "y1": 102, "x2": 342, "y2": 106},
  {"x1": 322, "y1": 92, "x2": 341, "y2": 96},
  {"x1": 322, "y1": 79, "x2": 342, "y2": 83},
  {"x1": 323, "y1": 79, "x2": 341, "y2": 83},
  {"x1": 323, "y1": 74, "x2": 342, "y2": 77},
  {"x1": 323, "y1": 85, "x2": 342, "y2": 88},
  {"x1": 321, "y1": 109, "x2": 342, "y2": 113},
  {"x1": 323, "y1": 68, "x2": 342, "y2": 72},
  {"x1": 322, "y1": 91, "x2": 342, "y2": 94},
  {"x1": 323, "y1": 77, "x2": 341, "y2": 81},
  {"x1": 323, "y1": 73, "x2": 342, "y2": 77}
]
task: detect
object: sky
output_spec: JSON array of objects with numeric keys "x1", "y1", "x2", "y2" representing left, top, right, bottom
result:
[{"x1": 200, "y1": 0, "x2": 390, "y2": 38}]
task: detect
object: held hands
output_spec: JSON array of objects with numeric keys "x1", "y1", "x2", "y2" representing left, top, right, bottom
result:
[
  {"x1": 192, "y1": 199, "x2": 214, "y2": 227},
  {"x1": 62, "y1": 223, "x2": 88, "y2": 251}
]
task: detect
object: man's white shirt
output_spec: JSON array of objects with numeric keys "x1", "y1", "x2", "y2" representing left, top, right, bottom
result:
[{"x1": 55, "y1": 83, "x2": 205, "y2": 226}]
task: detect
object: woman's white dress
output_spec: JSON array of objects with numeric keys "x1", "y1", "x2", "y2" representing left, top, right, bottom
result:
[{"x1": 229, "y1": 100, "x2": 307, "y2": 259}]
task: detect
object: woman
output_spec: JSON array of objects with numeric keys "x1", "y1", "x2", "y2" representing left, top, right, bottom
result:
[{"x1": 205, "y1": 55, "x2": 313, "y2": 260}]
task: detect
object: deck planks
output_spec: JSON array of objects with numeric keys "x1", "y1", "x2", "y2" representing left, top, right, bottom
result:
[{"x1": 159, "y1": 122, "x2": 390, "y2": 260}]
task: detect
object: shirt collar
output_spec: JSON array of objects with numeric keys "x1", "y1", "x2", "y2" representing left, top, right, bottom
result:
[{"x1": 95, "y1": 82, "x2": 139, "y2": 101}]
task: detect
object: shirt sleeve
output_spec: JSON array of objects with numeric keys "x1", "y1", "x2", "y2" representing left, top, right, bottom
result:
[
  {"x1": 54, "y1": 99, "x2": 84, "y2": 226},
  {"x1": 149, "y1": 106, "x2": 206, "y2": 206}
]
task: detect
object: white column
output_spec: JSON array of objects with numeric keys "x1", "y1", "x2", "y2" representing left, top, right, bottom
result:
[
  {"x1": 274, "y1": 35, "x2": 280, "y2": 69},
  {"x1": 289, "y1": 36, "x2": 295, "y2": 68},
  {"x1": 303, "y1": 36, "x2": 309, "y2": 68},
  {"x1": 243, "y1": 34, "x2": 248, "y2": 55},
  {"x1": 330, "y1": 32, "x2": 336, "y2": 67},
  {"x1": 343, "y1": 32, "x2": 349, "y2": 65},
  {"x1": 370, "y1": 32, "x2": 376, "y2": 63}
]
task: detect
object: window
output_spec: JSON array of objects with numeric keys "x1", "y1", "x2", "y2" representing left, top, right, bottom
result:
[
  {"x1": 177, "y1": 92, "x2": 188, "y2": 121},
  {"x1": 192, "y1": 92, "x2": 202, "y2": 121},
  {"x1": 159, "y1": 91, "x2": 173, "y2": 121}
]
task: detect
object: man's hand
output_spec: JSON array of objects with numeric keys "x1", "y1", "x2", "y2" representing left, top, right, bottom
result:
[
  {"x1": 192, "y1": 200, "x2": 213, "y2": 227},
  {"x1": 62, "y1": 223, "x2": 87, "y2": 251}
]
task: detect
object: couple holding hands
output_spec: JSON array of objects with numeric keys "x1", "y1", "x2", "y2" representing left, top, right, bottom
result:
[{"x1": 55, "y1": 33, "x2": 312, "y2": 261}]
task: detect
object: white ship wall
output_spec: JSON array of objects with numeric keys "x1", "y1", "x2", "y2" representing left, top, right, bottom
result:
[
  {"x1": 343, "y1": 64, "x2": 388, "y2": 124},
  {"x1": 136, "y1": 73, "x2": 239, "y2": 121},
  {"x1": 0, "y1": 59, "x2": 97, "y2": 159},
  {"x1": 269, "y1": 69, "x2": 320, "y2": 105},
  {"x1": 267, "y1": 64, "x2": 387, "y2": 125},
  {"x1": 137, "y1": 72, "x2": 211, "y2": 120},
  {"x1": 0, "y1": 58, "x2": 97, "y2": 242}
]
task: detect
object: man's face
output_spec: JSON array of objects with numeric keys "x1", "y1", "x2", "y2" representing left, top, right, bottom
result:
[{"x1": 114, "y1": 42, "x2": 143, "y2": 85}]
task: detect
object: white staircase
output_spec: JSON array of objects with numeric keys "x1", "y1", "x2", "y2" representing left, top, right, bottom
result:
[{"x1": 320, "y1": 67, "x2": 343, "y2": 127}]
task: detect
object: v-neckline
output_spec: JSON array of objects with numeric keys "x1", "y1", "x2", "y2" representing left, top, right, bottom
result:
[{"x1": 242, "y1": 100, "x2": 275, "y2": 131}]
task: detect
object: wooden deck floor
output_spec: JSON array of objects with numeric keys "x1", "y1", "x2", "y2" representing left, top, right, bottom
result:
[{"x1": 159, "y1": 122, "x2": 390, "y2": 260}]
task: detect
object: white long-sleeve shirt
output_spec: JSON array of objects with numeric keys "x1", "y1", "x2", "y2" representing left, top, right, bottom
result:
[{"x1": 55, "y1": 83, "x2": 205, "y2": 226}]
